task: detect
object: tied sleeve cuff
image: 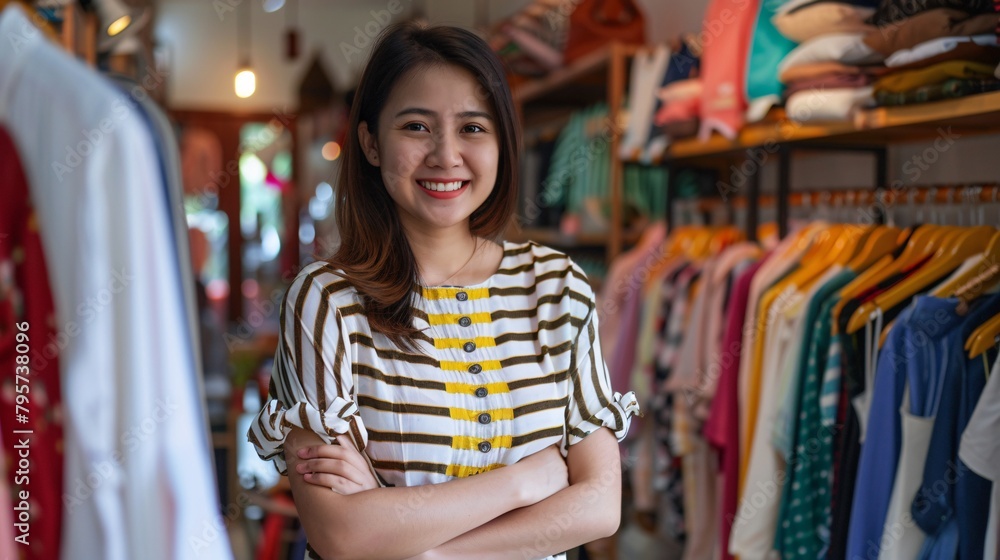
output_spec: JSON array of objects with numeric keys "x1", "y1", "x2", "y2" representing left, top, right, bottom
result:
[
  {"x1": 248, "y1": 396, "x2": 368, "y2": 475},
  {"x1": 567, "y1": 391, "x2": 641, "y2": 447}
]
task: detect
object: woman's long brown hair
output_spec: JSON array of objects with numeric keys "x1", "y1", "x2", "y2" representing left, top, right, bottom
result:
[{"x1": 330, "y1": 22, "x2": 520, "y2": 350}]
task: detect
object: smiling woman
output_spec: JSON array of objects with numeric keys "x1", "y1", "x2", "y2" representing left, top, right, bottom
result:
[{"x1": 247, "y1": 22, "x2": 639, "y2": 560}]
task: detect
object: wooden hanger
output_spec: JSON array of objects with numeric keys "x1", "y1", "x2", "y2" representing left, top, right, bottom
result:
[
  {"x1": 932, "y1": 230, "x2": 1000, "y2": 297},
  {"x1": 956, "y1": 263, "x2": 1000, "y2": 307},
  {"x1": 878, "y1": 229, "x2": 998, "y2": 347},
  {"x1": 967, "y1": 312, "x2": 1000, "y2": 358},
  {"x1": 846, "y1": 226, "x2": 996, "y2": 334},
  {"x1": 771, "y1": 224, "x2": 852, "y2": 295},
  {"x1": 832, "y1": 226, "x2": 928, "y2": 330},
  {"x1": 847, "y1": 226, "x2": 902, "y2": 272}
]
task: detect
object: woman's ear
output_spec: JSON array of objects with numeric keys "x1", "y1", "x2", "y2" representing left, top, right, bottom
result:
[{"x1": 358, "y1": 122, "x2": 380, "y2": 167}]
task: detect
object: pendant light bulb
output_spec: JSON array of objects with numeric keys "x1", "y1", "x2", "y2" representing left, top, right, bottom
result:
[
  {"x1": 97, "y1": 0, "x2": 134, "y2": 37},
  {"x1": 107, "y1": 14, "x2": 131, "y2": 36},
  {"x1": 235, "y1": 67, "x2": 256, "y2": 98}
]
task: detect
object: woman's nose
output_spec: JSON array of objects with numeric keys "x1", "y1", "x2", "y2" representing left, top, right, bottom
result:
[{"x1": 424, "y1": 130, "x2": 462, "y2": 169}]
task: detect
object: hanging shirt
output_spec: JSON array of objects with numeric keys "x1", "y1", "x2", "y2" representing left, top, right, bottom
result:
[
  {"x1": 846, "y1": 301, "x2": 924, "y2": 560},
  {"x1": 912, "y1": 294, "x2": 1000, "y2": 560},
  {"x1": 959, "y1": 354, "x2": 1000, "y2": 560},
  {"x1": 0, "y1": 6, "x2": 232, "y2": 559},
  {"x1": 652, "y1": 264, "x2": 701, "y2": 542},
  {"x1": 731, "y1": 266, "x2": 842, "y2": 559},
  {"x1": 774, "y1": 270, "x2": 856, "y2": 559},
  {"x1": 705, "y1": 258, "x2": 768, "y2": 560},
  {"x1": 670, "y1": 259, "x2": 721, "y2": 560},
  {"x1": 738, "y1": 227, "x2": 816, "y2": 469},
  {"x1": 0, "y1": 125, "x2": 64, "y2": 560}
]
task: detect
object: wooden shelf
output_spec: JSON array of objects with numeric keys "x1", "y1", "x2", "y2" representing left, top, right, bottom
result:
[
  {"x1": 513, "y1": 44, "x2": 642, "y2": 107},
  {"x1": 511, "y1": 42, "x2": 647, "y2": 264},
  {"x1": 666, "y1": 90, "x2": 1000, "y2": 163}
]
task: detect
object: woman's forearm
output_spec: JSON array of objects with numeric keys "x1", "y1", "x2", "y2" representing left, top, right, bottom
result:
[
  {"x1": 285, "y1": 428, "x2": 534, "y2": 560},
  {"x1": 426, "y1": 430, "x2": 623, "y2": 560}
]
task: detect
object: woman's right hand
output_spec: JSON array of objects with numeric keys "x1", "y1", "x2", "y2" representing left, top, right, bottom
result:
[{"x1": 512, "y1": 444, "x2": 569, "y2": 506}]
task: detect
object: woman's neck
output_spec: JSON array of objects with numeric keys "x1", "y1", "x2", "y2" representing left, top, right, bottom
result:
[{"x1": 406, "y1": 225, "x2": 503, "y2": 287}]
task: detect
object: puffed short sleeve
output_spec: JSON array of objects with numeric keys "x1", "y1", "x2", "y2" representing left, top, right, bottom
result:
[
  {"x1": 564, "y1": 266, "x2": 640, "y2": 450},
  {"x1": 247, "y1": 264, "x2": 371, "y2": 475}
]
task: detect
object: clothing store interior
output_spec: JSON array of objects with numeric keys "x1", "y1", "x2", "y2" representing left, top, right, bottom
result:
[{"x1": 2, "y1": 0, "x2": 1000, "y2": 559}]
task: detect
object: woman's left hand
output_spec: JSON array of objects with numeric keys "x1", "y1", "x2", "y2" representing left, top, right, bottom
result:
[{"x1": 294, "y1": 435, "x2": 380, "y2": 494}]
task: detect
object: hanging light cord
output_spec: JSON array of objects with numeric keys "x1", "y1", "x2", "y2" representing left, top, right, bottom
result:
[{"x1": 238, "y1": 0, "x2": 250, "y2": 66}]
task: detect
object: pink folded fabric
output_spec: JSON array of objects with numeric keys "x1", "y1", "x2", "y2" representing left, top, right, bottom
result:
[
  {"x1": 657, "y1": 78, "x2": 704, "y2": 103},
  {"x1": 699, "y1": 0, "x2": 759, "y2": 140},
  {"x1": 656, "y1": 95, "x2": 701, "y2": 126}
]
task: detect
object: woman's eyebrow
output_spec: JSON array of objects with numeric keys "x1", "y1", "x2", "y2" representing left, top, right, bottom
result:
[{"x1": 394, "y1": 107, "x2": 494, "y2": 121}]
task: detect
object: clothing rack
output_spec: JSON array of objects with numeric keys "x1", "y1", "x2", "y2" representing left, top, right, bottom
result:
[{"x1": 676, "y1": 183, "x2": 1000, "y2": 238}]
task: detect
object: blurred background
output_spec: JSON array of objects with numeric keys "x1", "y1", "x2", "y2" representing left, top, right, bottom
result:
[{"x1": 3, "y1": 0, "x2": 1000, "y2": 559}]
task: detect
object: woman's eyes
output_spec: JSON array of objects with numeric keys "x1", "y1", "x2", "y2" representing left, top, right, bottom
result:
[{"x1": 401, "y1": 123, "x2": 487, "y2": 134}]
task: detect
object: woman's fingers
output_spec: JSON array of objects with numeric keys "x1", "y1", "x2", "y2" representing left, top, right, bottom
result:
[
  {"x1": 334, "y1": 435, "x2": 376, "y2": 475},
  {"x1": 302, "y1": 472, "x2": 363, "y2": 494},
  {"x1": 299, "y1": 436, "x2": 367, "y2": 469},
  {"x1": 296, "y1": 435, "x2": 380, "y2": 491},
  {"x1": 296, "y1": 458, "x2": 354, "y2": 478}
]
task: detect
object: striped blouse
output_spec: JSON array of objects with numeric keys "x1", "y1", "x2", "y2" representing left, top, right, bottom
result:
[{"x1": 249, "y1": 240, "x2": 639, "y2": 559}]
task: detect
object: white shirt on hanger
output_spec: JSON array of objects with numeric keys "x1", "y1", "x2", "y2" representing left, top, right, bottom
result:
[
  {"x1": 0, "y1": 6, "x2": 232, "y2": 560},
  {"x1": 960, "y1": 356, "x2": 1000, "y2": 560}
]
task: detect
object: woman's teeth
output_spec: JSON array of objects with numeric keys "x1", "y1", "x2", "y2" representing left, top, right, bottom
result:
[{"x1": 419, "y1": 180, "x2": 465, "y2": 192}]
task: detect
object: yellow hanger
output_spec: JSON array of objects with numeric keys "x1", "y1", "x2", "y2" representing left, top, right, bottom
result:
[
  {"x1": 664, "y1": 226, "x2": 695, "y2": 256},
  {"x1": 878, "y1": 228, "x2": 995, "y2": 348},
  {"x1": 846, "y1": 226, "x2": 997, "y2": 334},
  {"x1": 967, "y1": 312, "x2": 1000, "y2": 358},
  {"x1": 758, "y1": 223, "x2": 779, "y2": 247},
  {"x1": 932, "y1": 230, "x2": 1000, "y2": 297},
  {"x1": 772, "y1": 225, "x2": 850, "y2": 294},
  {"x1": 847, "y1": 226, "x2": 903, "y2": 272},
  {"x1": 833, "y1": 225, "x2": 941, "y2": 332},
  {"x1": 838, "y1": 226, "x2": 928, "y2": 306},
  {"x1": 832, "y1": 238, "x2": 905, "y2": 334}
]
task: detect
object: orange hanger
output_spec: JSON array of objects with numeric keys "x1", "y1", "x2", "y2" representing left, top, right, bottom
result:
[
  {"x1": 846, "y1": 226, "x2": 997, "y2": 334},
  {"x1": 967, "y1": 312, "x2": 1000, "y2": 358}
]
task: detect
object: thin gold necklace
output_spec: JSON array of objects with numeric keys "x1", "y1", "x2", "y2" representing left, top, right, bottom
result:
[{"x1": 422, "y1": 238, "x2": 480, "y2": 286}]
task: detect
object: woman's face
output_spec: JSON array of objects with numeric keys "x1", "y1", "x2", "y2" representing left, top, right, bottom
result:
[{"x1": 359, "y1": 63, "x2": 500, "y2": 235}]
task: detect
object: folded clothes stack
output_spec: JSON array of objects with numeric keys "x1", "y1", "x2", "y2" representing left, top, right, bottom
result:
[
  {"x1": 863, "y1": 7, "x2": 1000, "y2": 106},
  {"x1": 772, "y1": 0, "x2": 884, "y2": 123}
]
